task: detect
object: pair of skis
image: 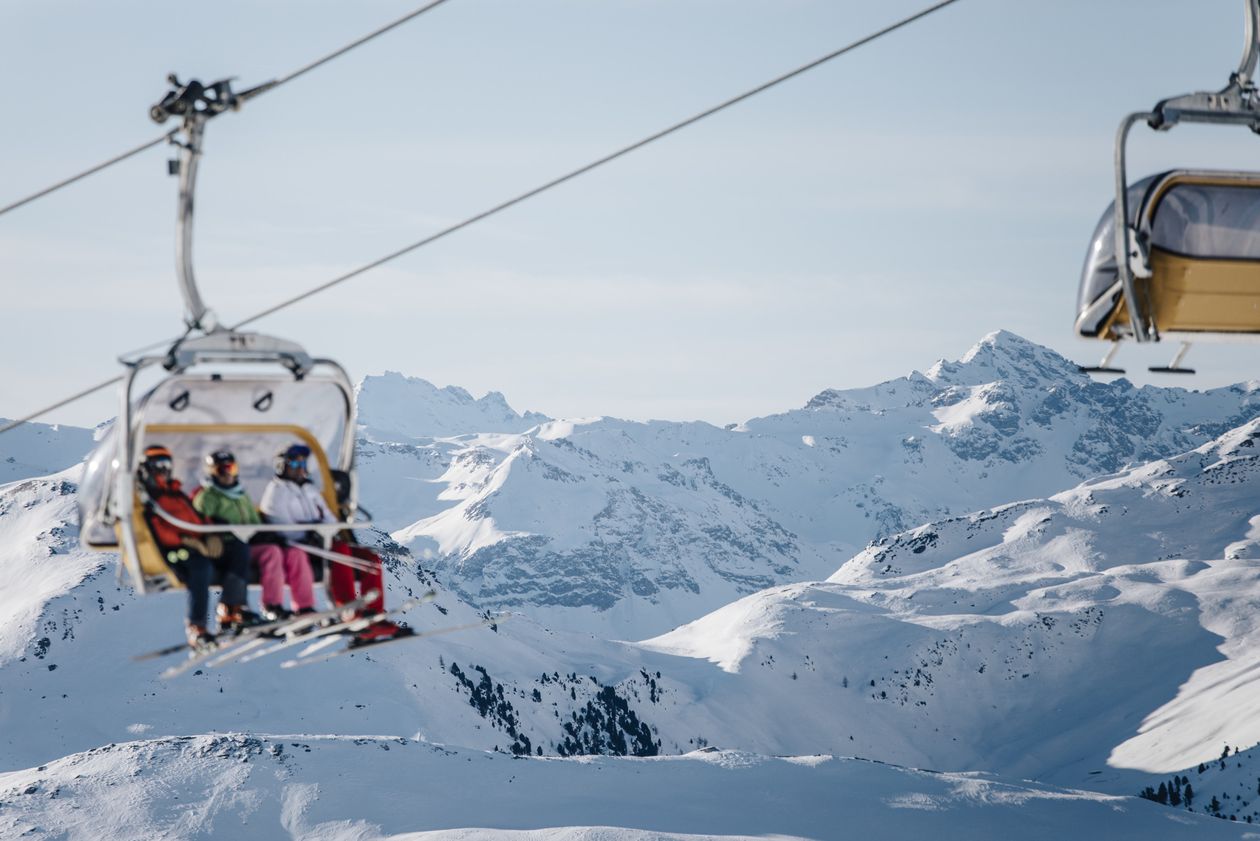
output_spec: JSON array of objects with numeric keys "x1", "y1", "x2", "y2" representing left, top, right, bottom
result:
[
  {"x1": 280, "y1": 611, "x2": 507, "y2": 668},
  {"x1": 138, "y1": 589, "x2": 425, "y2": 678}
]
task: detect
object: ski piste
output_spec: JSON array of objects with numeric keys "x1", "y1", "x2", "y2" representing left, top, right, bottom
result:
[
  {"x1": 153, "y1": 590, "x2": 382, "y2": 679},
  {"x1": 281, "y1": 612, "x2": 509, "y2": 669},
  {"x1": 233, "y1": 589, "x2": 438, "y2": 665}
]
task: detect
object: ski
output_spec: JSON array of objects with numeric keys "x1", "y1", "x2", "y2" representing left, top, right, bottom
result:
[
  {"x1": 135, "y1": 590, "x2": 379, "y2": 662},
  {"x1": 153, "y1": 591, "x2": 381, "y2": 680},
  {"x1": 202, "y1": 590, "x2": 389, "y2": 668},
  {"x1": 280, "y1": 612, "x2": 508, "y2": 669},
  {"x1": 234, "y1": 589, "x2": 437, "y2": 665}
]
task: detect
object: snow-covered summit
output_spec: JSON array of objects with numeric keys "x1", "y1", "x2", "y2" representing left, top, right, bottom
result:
[
  {"x1": 388, "y1": 333, "x2": 1260, "y2": 638},
  {"x1": 356, "y1": 371, "x2": 550, "y2": 441},
  {"x1": 928, "y1": 329, "x2": 1088, "y2": 386}
]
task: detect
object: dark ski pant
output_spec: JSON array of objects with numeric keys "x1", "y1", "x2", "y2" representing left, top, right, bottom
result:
[{"x1": 170, "y1": 541, "x2": 250, "y2": 626}]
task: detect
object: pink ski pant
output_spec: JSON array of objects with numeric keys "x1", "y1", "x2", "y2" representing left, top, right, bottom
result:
[{"x1": 250, "y1": 544, "x2": 316, "y2": 610}]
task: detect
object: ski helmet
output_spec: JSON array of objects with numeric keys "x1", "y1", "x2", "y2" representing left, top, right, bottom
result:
[
  {"x1": 204, "y1": 450, "x2": 238, "y2": 485},
  {"x1": 139, "y1": 444, "x2": 174, "y2": 487},
  {"x1": 274, "y1": 443, "x2": 312, "y2": 477}
]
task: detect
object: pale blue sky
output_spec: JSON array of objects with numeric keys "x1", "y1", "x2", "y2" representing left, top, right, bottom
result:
[{"x1": 3, "y1": 0, "x2": 1260, "y2": 428}]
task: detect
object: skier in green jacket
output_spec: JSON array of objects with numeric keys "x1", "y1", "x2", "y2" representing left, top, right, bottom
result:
[{"x1": 193, "y1": 450, "x2": 317, "y2": 621}]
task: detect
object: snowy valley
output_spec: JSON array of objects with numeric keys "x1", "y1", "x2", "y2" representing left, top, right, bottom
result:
[{"x1": 2, "y1": 332, "x2": 1260, "y2": 839}]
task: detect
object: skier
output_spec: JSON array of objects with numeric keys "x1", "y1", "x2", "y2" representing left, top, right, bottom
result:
[
  {"x1": 192, "y1": 450, "x2": 317, "y2": 621},
  {"x1": 259, "y1": 443, "x2": 410, "y2": 643},
  {"x1": 138, "y1": 444, "x2": 258, "y2": 650}
]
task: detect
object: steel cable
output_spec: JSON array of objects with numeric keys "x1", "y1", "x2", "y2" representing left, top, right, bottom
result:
[
  {"x1": 1, "y1": 0, "x2": 963, "y2": 434},
  {"x1": 0, "y1": 0, "x2": 454, "y2": 220}
]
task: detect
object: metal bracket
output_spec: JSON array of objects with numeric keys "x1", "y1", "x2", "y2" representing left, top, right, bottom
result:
[
  {"x1": 149, "y1": 75, "x2": 240, "y2": 125},
  {"x1": 1151, "y1": 0, "x2": 1260, "y2": 131},
  {"x1": 1149, "y1": 342, "x2": 1195, "y2": 374},
  {"x1": 1125, "y1": 227, "x2": 1152, "y2": 279},
  {"x1": 1079, "y1": 342, "x2": 1126, "y2": 375}
]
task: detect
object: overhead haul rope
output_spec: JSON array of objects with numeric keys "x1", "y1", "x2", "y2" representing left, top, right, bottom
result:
[
  {"x1": 0, "y1": 0, "x2": 454, "y2": 220},
  {"x1": 0, "y1": 0, "x2": 963, "y2": 435},
  {"x1": 0, "y1": 132, "x2": 178, "y2": 218}
]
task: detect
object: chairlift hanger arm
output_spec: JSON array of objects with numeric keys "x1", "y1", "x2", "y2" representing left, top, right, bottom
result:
[{"x1": 1149, "y1": 0, "x2": 1260, "y2": 131}]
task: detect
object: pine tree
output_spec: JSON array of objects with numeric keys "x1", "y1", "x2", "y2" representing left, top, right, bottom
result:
[
  {"x1": 1210, "y1": 795, "x2": 1222, "y2": 815},
  {"x1": 1157, "y1": 782, "x2": 1169, "y2": 804},
  {"x1": 1185, "y1": 782, "x2": 1194, "y2": 808},
  {"x1": 1169, "y1": 781, "x2": 1182, "y2": 806}
]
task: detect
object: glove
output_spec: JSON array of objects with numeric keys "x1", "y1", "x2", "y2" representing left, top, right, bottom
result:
[{"x1": 182, "y1": 534, "x2": 225, "y2": 559}]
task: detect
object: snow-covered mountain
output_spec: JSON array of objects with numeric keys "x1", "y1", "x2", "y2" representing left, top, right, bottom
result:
[
  {"x1": 641, "y1": 417, "x2": 1260, "y2": 791},
  {"x1": 5, "y1": 331, "x2": 1260, "y2": 837},
  {"x1": 2, "y1": 429, "x2": 1257, "y2": 836},
  {"x1": 357, "y1": 371, "x2": 549, "y2": 441},
  {"x1": 371, "y1": 332, "x2": 1260, "y2": 638},
  {"x1": 0, "y1": 418, "x2": 94, "y2": 484},
  {"x1": 0, "y1": 736, "x2": 1240, "y2": 840}
]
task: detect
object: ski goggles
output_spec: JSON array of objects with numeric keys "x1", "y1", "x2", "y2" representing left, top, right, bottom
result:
[
  {"x1": 283, "y1": 444, "x2": 311, "y2": 469},
  {"x1": 213, "y1": 460, "x2": 239, "y2": 478},
  {"x1": 146, "y1": 456, "x2": 173, "y2": 473}
]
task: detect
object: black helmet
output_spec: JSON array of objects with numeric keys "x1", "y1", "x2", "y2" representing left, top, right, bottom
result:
[
  {"x1": 204, "y1": 450, "x2": 238, "y2": 485},
  {"x1": 274, "y1": 443, "x2": 312, "y2": 477}
]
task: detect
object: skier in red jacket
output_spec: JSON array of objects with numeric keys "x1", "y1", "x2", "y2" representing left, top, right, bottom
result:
[{"x1": 139, "y1": 444, "x2": 257, "y2": 650}]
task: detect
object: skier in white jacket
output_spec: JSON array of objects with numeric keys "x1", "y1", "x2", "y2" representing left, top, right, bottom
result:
[
  {"x1": 260, "y1": 443, "x2": 408, "y2": 644},
  {"x1": 260, "y1": 444, "x2": 336, "y2": 526}
]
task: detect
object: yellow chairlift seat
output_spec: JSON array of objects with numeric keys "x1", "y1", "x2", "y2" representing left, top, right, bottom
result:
[
  {"x1": 1076, "y1": 170, "x2": 1260, "y2": 343},
  {"x1": 120, "y1": 422, "x2": 342, "y2": 591}
]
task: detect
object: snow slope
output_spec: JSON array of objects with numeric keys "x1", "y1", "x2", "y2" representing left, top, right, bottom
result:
[
  {"x1": 0, "y1": 736, "x2": 1243, "y2": 841},
  {"x1": 0, "y1": 419, "x2": 94, "y2": 484},
  {"x1": 642, "y1": 419, "x2": 1260, "y2": 789}
]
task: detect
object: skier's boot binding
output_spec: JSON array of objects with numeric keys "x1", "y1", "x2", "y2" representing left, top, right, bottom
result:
[
  {"x1": 262, "y1": 604, "x2": 293, "y2": 623},
  {"x1": 186, "y1": 623, "x2": 216, "y2": 653},
  {"x1": 350, "y1": 620, "x2": 414, "y2": 648},
  {"x1": 217, "y1": 603, "x2": 263, "y2": 633}
]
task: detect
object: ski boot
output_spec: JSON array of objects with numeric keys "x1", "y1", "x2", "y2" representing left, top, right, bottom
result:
[
  {"x1": 217, "y1": 603, "x2": 264, "y2": 634},
  {"x1": 262, "y1": 604, "x2": 293, "y2": 623},
  {"x1": 186, "y1": 623, "x2": 217, "y2": 654},
  {"x1": 349, "y1": 620, "x2": 414, "y2": 649}
]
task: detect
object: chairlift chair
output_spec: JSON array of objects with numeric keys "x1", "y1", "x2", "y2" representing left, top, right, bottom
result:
[
  {"x1": 1075, "y1": 0, "x2": 1260, "y2": 374},
  {"x1": 76, "y1": 75, "x2": 369, "y2": 594},
  {"x1": 76, "y1": 333, "x2": 367, "y2": 593}
]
